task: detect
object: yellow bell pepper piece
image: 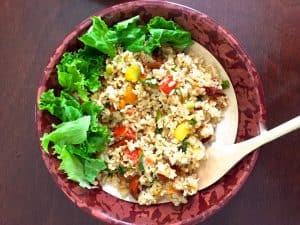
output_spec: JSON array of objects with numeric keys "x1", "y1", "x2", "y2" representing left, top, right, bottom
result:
[
  {"x1": 125, "y1": 64, "x2": 140, "y2": 82},
  {"x1": 174, "y1": 121, "x2": 190, "y2": 141}
]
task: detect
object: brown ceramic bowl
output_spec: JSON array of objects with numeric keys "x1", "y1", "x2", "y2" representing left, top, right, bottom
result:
[{"x1": 36, "y1": 1, "x2": 266, "y2": 224}]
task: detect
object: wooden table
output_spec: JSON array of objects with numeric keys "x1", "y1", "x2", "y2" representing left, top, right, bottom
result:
[{"x1": 1, "y1": 0, "x2": 299, "y2": 224}]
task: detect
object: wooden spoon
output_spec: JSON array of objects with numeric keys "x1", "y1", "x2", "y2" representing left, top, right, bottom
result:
[{"x1": 197, "y1": 116, "x2": 300, "y2": 190}]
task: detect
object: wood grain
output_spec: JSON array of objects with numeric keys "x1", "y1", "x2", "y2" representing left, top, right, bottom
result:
[{"x1": 0, "y1": 0, "x2": 299, "y2": 225}]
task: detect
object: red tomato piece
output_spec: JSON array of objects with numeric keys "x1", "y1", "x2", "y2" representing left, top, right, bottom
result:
[
  {"x1": 113, "y1": 126, "x2": 136, "y2": 141},
  {"x1": 123, "y1": 148, "x2": 142, "y2": 165},
  {"x1": 159, "y1": 75, "x2": 177, "y2": 94},
  {"x1": 129, "y1": 175, "x2": 141, "y2": 200}
]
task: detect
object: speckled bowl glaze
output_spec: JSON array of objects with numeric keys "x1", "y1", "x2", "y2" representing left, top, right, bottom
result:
[{"x1": 36, "y1": 1, "x2": 266, "y2": 224}]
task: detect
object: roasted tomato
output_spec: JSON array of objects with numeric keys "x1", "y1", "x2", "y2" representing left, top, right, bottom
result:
[
  {"x1": 129, "y1": 175, "x2": 141, "y2": 200},
  {"x1": 144, "y1": 60, "x2": 163, "y2": 69},
  {"x1": 157, "y1": 173, "x2": 170, "y2": 182},
  {"x1": 204, "y1": 86, "x2": 224, "y2": 97}
]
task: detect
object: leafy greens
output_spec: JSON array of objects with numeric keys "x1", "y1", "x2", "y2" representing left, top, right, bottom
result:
[
  {"x1": 79, "y1": 16, "x2": 193, "y2": 57},
  {"x1": 38, "y1": 15, "x2": 193, "y2": 189},
  {"x1": 57, "y1": 48, "x2": 105, "y2": 101}
]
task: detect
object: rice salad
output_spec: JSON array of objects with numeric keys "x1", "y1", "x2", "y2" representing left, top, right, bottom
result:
[
  {"x1": 93, "y1": 46, "x2": 228, "y2": 205},
  {"x1": 38, "y1": 15, "x2": 229, "y2": 206}
]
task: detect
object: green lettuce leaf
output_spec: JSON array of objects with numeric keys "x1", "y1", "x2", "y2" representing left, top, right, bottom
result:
[
  {"x1": 38, "y1": 89, "x2": 82, "y2": 122},
  {"x1": 145, "y1": 16, "x2": 193, "y2": 53},
  {"x1": 81, "y1": 100, "x2": 103, "y2": 131},
  {"x1": 57, "y1": 48, "x2": 105, "y2": 101},
  {"x1": 114, "y1": 15, "x2": 140, "y2": 31},
  {"x1": 41, "y1": 116, "x2": 91, "y2": 152},
  {"x1": 79, "y1": 17, "x2": 118, "y2": 57},
  {"x1": 57, "y1": 146, "x2": 107, "y2": 188},
  {"x1": 84, "y1": 158, "x2": 107, "y2": 182},
  {"x1": 82, "y1": 123, "x2": 110, "y2": 154},
  {"x1": 79, "y1": 16, "x2": 193, "y2": 56},
  {"x1": 113, "y1": 15, "x2": 146, "y2": 52},
  {"x1": 81, "y1": 101, "x2": 111, "y2": 153},
  {"x1": 58, "y1": 147, "x2": 91, "y2": 188}
]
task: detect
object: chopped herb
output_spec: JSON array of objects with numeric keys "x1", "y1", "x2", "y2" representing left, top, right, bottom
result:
[
  {"x1": 117, "y1": 165, "x2": 126, "y2": 175},
  {"x1": 138, "y1": 154, "x2": 145, "y2": 172},
  {"x1": 179, "y1": 138, "x2": 188, "y2": 152},
  {"x1": 171, "y1": 65, "x2": 177, "y2": 71},
  {"x1": 174, "y1": 87, "x2": 181, "y2": 94},
  {"x1": 141, "y1": 78, "x2": 157, "y2": 88},
  {"x1": 196, "y1": 95, "x2": 204, "y2": 101},
  {"x1": 221, "y1": 80, "x2": 230, "y2": 89},
  {"x1": 156, "y1": 111, "x2": 162, "y2": 120},
  {"x1": 106, "y1": 168, "x2": 115, "y2": 177},
  {"x1": 155, "y1": 127, "x2": 163, "y2": 134},
  {"x1": 151, "y1": 172, "x2": 156, "y2": 180},
  {"x1": 189, "y1": 118, "x2": 197, "y2": 125}
]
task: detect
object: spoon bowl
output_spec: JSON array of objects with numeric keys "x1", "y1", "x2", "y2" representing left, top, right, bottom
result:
[{"x1": 198, "y1": 116, "x2": 300, "y2": 190}]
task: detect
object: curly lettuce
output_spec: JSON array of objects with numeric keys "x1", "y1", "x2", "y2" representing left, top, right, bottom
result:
[{"x1": 56, "y1": 48, "x2": 105, "y2": 101}]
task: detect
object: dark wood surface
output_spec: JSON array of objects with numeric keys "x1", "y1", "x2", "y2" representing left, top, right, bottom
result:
[{"x1": 0, "y1": 0, "x2": 299, "y2": 225}]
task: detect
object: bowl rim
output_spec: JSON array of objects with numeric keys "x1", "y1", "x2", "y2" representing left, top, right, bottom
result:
[{"x1": 35, "y1": 1, "x2": 267, "y2": 224}]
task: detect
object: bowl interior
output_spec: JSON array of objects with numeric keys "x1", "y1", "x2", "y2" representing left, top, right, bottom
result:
[{"x1": 36, "y1": 1, "x2": 266, "y2": 225}]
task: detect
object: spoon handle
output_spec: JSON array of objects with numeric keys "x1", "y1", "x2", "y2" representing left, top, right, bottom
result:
[{"x1": 235, "y1": 116, "x2": 300, "y2": 155}]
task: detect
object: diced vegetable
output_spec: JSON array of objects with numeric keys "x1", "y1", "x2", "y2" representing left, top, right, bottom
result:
[
  {"x1": 113, "y1": 126, "x2": 136, "y2": 141},
  {"x1": 123, "y1": 84, "x2": 137, "y2": 104},
  {"x1": 112, "y1": 140, "x2": 127, "y2": 148},
  {"x1": 189, "y1": 118, "x2": 197, "y2": 125},
  {"x1": 196, "y1": 95, "x2": 204, "y2": 101},
  {"x1": 185, "y1": 101, "x2": 195, "y2": 109},
  {"x1": 140, "y1": 73, "x2": 147, "y2": 79},
  {"x1": 106, "y1": 64, "x2": 113, "y2": 74},
  {"x1": 118, "y1": 99, "x2": 126, "y2": 109},
  {"x1": 179, "y1": 138, "x2": 189, "y2": 152},
  {"x1": 117, "y1": 165, "x2": 126, "y2": 175},
  {"x1": 144, "y1": 60, "x2": 163, "y2": 69},
  {"x1": 221, "y1": 80, "x2": 230, "y2": 89},
  {"x1": 157, "y1": 174, "x2": 170, "y2": 182},
  {"x1": 155, "y1": 127, "x2": 163, "y2": 134},
  {"x1": 156, "y1": 111, "x2": 162, "y2": 120},
  {"x1": 159, "y1": 75, "x2": 177, "y2": 94},
  {"x1": 125, "y1": 64, "x2": 140, "y2": 82},
  {"x1": 167, "y1": 186, "x2": 181, "y2": 195},
  {"x1": 138, "y1": 154, "x2": 145, "y2": 172},
  {"x1": 204, "y1": 86, "x2": 224, "y2": 97},
  {"x1": 173, "y1": 121, "x2": 190, "y2": 141},
  {"x1": 170, "y1": 165, "x2": 181, "y2": 176},
  {"x1": 145, "y1": 157, "x2": 154, "y2": 165},
  {"x1": 123, "y1": 148, "x2": 142, "y2": 165},
  {"x1": 129, "y1": 175, "x2": 141, "y2": 200},
  {"x1": 141, "y1": 78, "x2": 157, "y2": 88}
]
